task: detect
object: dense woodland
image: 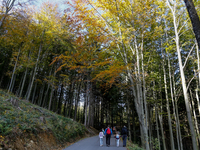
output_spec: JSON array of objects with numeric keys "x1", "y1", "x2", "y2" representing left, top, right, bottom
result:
[{"x1": 1, "y1": 0, "x2": 200, "y2": 150}]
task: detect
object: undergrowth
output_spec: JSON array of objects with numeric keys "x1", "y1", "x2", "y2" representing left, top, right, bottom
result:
[
  {"x1": 126, "y1": 140, "x2": 144, "y2": 150},
  {"x1": 0, "y1": 89, "x2": 86, "y2": 146}
]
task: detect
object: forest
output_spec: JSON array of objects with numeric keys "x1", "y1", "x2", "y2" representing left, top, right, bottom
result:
[{"x1": 1, "y1": 0, "x2": 200, "y2": 150}]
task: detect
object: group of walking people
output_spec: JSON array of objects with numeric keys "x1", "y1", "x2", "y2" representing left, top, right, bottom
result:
[{"x1": 99, "y1": 125, "x2": 128, "y2": 147}]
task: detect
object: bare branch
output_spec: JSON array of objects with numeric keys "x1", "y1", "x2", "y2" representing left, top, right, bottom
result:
[
  {"x1": 178, "y1": 18, "x2": 189, "y2": 34},
  {"x1": 186, "y1": 76, "x2": 195, "y2": 91},
  {"x1": 183, "y1": 43, "x2": 195, "y2": 69}
]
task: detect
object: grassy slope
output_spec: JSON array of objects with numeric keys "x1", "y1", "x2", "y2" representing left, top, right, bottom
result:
[
  {"x1": 126, "y1": 140, "x2": 145, "y2": 150},
  {"x1": 0, "y1": 89, "x2": 88, "y2": 149}
]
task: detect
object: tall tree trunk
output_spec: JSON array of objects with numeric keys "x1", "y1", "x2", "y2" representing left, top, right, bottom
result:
[
  {"x1": 74, "y1": 78, "x2": 82, "y2": 121},
  {"x1": 161, "y1": 45, "x2": 175, "y2": 150},
  {"x1": 155, "y1": 106, "x2": 161, "y2": 150},
  {"x1": 48, "y1": 68, "x2": 56, "y2": 110},
  {"x1": 172, "y1": 70, "x2": 183, "y2": 150},
  {"x1": 159, "y1": 71, "x2": 167, "y2": 150},
  {"x1": 39, "y1": 82, "x2": 45, "y2": 106},
  {"x1": 68, "y1": 80, "x2": 75, "y2": 118},
  {"x1": 27, "y1": 30, "x2": 45, "y2": 101},
  {"x1": 31, "y1": 82, "x2": 37, "y2": 104},
  {"x1": 87, "y1": 80, "x2": 91, "y2": 126},
  {"x1": 167, "y1": 1, "x2": 198, "y2": 149},
  {"x1": 16, "y1": 73, "x2": 24, "y2": 96},
  {"x1": 132, "y1": 109, "x2": 136, "y2": 143},
  {"x1": 127, "y1": 98, "x2": 131, "y2": 141},
  {"x1": 183, "y1": 0, "x2": 200, "y2": 50},
  {"x1": 167, "y1": 52, "x2": 181, "y2": 150},
  {"x1": 57, "y1": 84, "x2": 64, "y2": 115},
  {"x1": 84, "y1": 75, "x2": 89, "y2": 126},
  {"x1": 190, "y1": 89, "x2": 200, "y2": 146},
  {"x1": 153, "y1": 81, "x2": 161, "y2": 150},
  {"x1": 25, "y1": 70, "x2": 33, "y2": 99},
  {"x1": 10, "y1": 74, "x2": 16, "y2": 93},
  {"x1": 8, "y1": 47, "x2": 21, "y2": 92},
  {"x1": 195, "y1": 41, "x2": 200, "y2": 116},
  {"x1": 19, "y1": 67, "x2": 28, "y2": 97}
]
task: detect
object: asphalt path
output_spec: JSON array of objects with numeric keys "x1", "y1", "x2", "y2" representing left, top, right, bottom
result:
[{"x1": 63, "y1": 135, "x2": 127, "y2": 150}]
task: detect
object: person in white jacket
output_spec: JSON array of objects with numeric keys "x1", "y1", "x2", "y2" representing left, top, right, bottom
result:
[{"x1": 99, "y1": 129, "x2": 104, "y2": 146}]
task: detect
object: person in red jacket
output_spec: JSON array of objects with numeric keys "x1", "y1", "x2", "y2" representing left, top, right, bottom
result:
[{"x1": 104, "y1": 125, "x2": 113, "y2": 147}]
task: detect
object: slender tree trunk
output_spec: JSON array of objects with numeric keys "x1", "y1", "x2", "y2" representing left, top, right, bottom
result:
[
  {"x1": 153, "y1": 81, "x2": 161, "y2": 150},
  {"x1": 141, "y1": 35, "x2": 149, "y2": 146},
  {"x1": 159, "y1": 71, "x2": 167, "y2": 150},
  {"x1": 172, "y1": 71, "x2": 183, "y2": 150},
  {"x1": 16, "y1": 73, "x2": 24, "y2": 96},
  {"x1": 190, "y1": 89, "x2": 200, "y2": 146},
  {"x1": 84, "y1": 76, "x2": 89, "y2": 126},
  {"x1": 68, "y1": 80, "x2": 74, "y2": 118},
  {"x1": 27, "y1": 30, "x2": 45, "y2": 101},
  {"x1": 57, "y1": 84, "x2": 64, "y2": 115},
  {"x1": 155, "y1": 106, "x2": 161, "y2": 150},
  {"x1": 38, "y1": 83, "x2": 45, "y2": 106},
  {"x1": 8, "y1": 47, "x2": 21, "y2": 92},
  {"x1": 48, "y1": 86, "x2": 54, "y2": 110},
  {"x1": 10, "y1": 74, "x2": 16, "y2": 93},
  {"x1": 127, "y1": 98, "x2": 131, "y2": 141},
  {"x1": 19, "y1": 67, "x2": 28, "y2": 97},
  {"x1": 132, "y1": 109, "x2": 136, "y2": 143},
  {"x1": 161, "y1": 46, "x2": 175, "y2": 150},
  {"x1": 25, "y1": 70, "x2": 33, "y2": 99},
  {"x1": 87, "y1": 81, "x2": 91, "y2": 126},
  {"x1": 167, "y1": 1, "x2": 198, "y2": 148},
  {"x1": 74, "y1": 79, "x2": 82, "y2": 121},
  {"x1": 48, "y1": 69, "x2": 56, "y2": 110},
  {"x1": 148, "y1": 106, "x2": 153, "y2": 150},
  {"x1": 195, "y1": 41, "x2": 200, "y2": 116},
  {"x1": 83, "y1": 94, "x2": 86, "y2": 124},
  {"x1": 196, "y1": 82, "x2": 200, "y2": 118},
  {"x1": 167, "y1": 52, "x2": 181, "y2": 150},
  {"x1": 31, "y1": 82, "x2": 37, "y2": 104}
]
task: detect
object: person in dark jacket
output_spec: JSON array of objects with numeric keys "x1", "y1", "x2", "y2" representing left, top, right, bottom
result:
[
  {"x1": 121, "y1": 125, "x2": 128, "y2": 147},
  {"x1": 104, "y1": 125, "x2": 113, "y2": 147}
]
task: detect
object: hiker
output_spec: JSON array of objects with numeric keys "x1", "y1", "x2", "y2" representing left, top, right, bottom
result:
[
  {"x1": 113, "y1": 126, "x2": 116, "y2": 136},
  {"x1": 104, "y1": 125, "x2": 113, "y2": 147},
  {"x1": 121, "y1": 125, "x2": 128, "y2": 147},
  {"x1": 115, "y1": 131, "x2": 121, "y2": 147},
  {"x1": 99, "y1": 129, "x2": 104, "y2": 146}
]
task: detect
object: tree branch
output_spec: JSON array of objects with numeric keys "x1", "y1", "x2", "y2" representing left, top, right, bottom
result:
[{"x1": 183, "y1": 43, "x2": 195, "y2": 69}]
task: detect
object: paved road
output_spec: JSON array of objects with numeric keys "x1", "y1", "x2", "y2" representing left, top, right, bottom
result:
[{"x1": 63, "y1": 135, "x2": 127, "y2": 150}]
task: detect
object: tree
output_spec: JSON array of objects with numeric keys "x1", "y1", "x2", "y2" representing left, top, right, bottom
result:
[{"x1": 183, "y1": 0, "x2": 200, "y2": 50}]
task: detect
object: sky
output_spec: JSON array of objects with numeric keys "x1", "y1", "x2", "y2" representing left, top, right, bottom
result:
[{"x1": 35, "y1": 0, "x2": 67, "y2": 10}]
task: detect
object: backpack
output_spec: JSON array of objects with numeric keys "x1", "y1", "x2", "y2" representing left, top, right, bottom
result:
[{"x1": 106, "y1": 128, "x2": 111, "y2": 135}]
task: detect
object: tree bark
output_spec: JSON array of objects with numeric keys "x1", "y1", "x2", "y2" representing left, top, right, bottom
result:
[
  {"x1": 31, "y1": 82, "x2": 37, "y2": 104},
  {"x1": 161, "y1": 46, "x2": 175, "y2": 150},
  {"x1": 27, "y1": 30, "x2": 45, "y2": 101},
  {"x1": 8, "y1": 47, "x2": 21, "y2": 92},
  {"x1": 19, "y1": 67, "x2": 28, "y2": 97},
  {"x1": 183, "y1": 0, "x2": 200, "y2": 50},
  {"x1": 167, "y1": 1, "x2": 198, "y2": 148},
  {"x1": 167, "y1": 52, "x2": 181, "y2": 150},
  {"x1": 190, "y1": 89, "x2": 200, "y2": 146}
]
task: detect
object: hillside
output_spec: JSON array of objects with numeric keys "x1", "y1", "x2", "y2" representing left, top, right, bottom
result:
[{"x1": 0, "y1": 89, "x2": 96, "y2": 150}]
